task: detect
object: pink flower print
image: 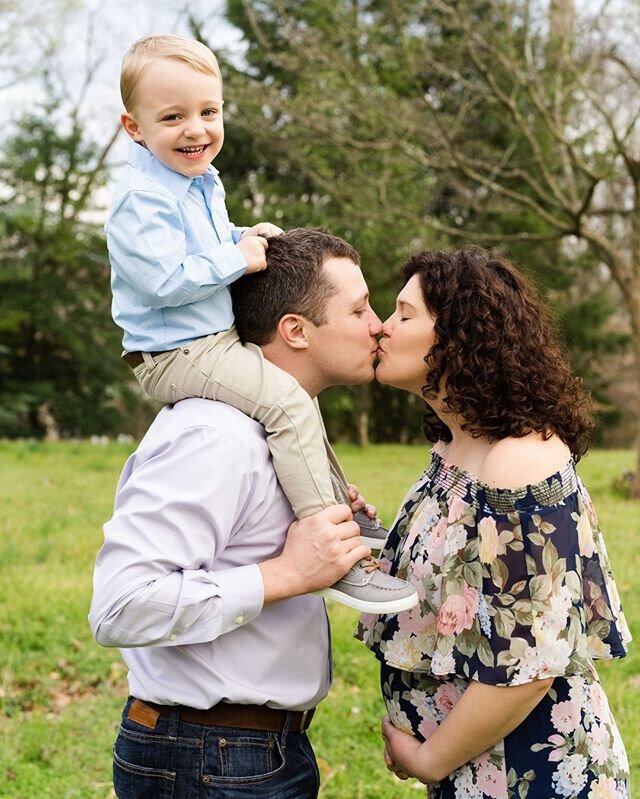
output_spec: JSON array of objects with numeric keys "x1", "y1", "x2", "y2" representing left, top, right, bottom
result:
[
  {"x1": 550, "y1": 700, "x2": 581, "y2": 734},
  {"x1": 409, "y1": 558, "x2": 433, "y2": 601},
  {"x1": 398, "y1": 606, "x2": 434, "y2": 635},
  {"x1": 437, "y1": 586, "x2": 480, "y2": 636},
  {"x1": 426, "y1": 517, "x2": 447, "y2": 566},
  {"x1": 447, "y1": 496, "x2": 467, "y2": 523},
  {"x1": 434, "y1": 682, "x2": 462, "y2": 715},
  {"x1": 418, "y1": 716, "x2": 439, "y2": 741},
  {"x1": 411, "y1": 555, "x2": 433, "y2": 580},
  {"x1": 403, "y1": 519, "x2": 422, "y2": 552},
  {"x1": 548, "y1": 733, "x2": 568, "y2": 762},
  {"x1": 589, "y1": 723, "x2": 610, "y2": 765},
  {"x1": 377, "y1": 556, "x2": 392, "y2": 574},
  {"x1": 471, "y1": 751, "x2": 491, "y2": 769},
  {"x1": 476, "y1": 759, "x2": 508, "y2": 799},
  {"x1": 588, "y1": 681, "x2": 609, "y2": 720}
]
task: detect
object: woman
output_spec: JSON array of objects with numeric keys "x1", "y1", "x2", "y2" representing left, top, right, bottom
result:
[{"x1": 357, "y1": 248, "x2": 631, "y2": 798}]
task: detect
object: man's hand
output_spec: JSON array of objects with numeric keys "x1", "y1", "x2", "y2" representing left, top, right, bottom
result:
[
  {"x1": 237, "y1": 234, "x2": 269, "y2": 273},
  {"x1": 242, "y1": 222, "x2": 284, "y2": 239},
  {"x1": 259, "y1": 505, "x2": 369, "y2": 604}
]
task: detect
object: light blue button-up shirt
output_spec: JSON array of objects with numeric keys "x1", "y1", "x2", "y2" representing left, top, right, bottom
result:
[
  {"x1": 107, "y1": 144, "x2": 248, "y2": 352},
  {"x1": 89, "y1": 399, "x2": 332, "y2": 710}
]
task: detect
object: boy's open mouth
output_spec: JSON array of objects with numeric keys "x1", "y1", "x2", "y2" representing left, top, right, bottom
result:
[{"x1": 176, "y1": 144, "x2": 209, "y2": 157}]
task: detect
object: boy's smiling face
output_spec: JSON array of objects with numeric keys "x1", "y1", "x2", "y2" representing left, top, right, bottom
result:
[{"x1": 121, "y1": 58, "x2": 224, "y2": 178}]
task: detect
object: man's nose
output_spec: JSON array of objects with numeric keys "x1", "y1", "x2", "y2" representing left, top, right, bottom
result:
[{"x1": 368, "y1": 309, "x2": 383, "y2": 335}]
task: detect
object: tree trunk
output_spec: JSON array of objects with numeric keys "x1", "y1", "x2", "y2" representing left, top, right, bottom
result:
[
  {"x1": 628, "y1": 284, "x2": 640, "y2": 498},
  {"x1": 37, "y1": 402, "x2": 60, "y2": 442},
  {"x1": 357, "y1": 385, "x2": 371, "y2": 448}
]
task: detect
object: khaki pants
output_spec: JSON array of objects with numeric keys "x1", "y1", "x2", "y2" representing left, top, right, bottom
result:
[{"x1": 131, "y1": 329, "x2": 345, "y2": 519}]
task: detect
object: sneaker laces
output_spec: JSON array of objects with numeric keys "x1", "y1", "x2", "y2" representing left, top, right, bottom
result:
[{"x1": 361, "y1": 556, "x2": 381, "y2": 573}]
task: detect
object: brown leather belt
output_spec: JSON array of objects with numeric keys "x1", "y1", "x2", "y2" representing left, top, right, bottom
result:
[
  {"x1": 132, "y1": 698, "x2": 315, "y2": 733},
  {"x1": 122, "y1": 351, "x2": 166, "y2": 369}
]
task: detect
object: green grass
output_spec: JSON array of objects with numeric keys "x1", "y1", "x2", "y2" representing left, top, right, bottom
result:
[{"x1": 0, "y1": 441, "x2": 637, "y2": 798}]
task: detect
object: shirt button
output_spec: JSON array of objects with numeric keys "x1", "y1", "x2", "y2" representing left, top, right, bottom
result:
[
  {"x1": 234, "y1": 614, "x2": 245, "y2": 625},
  {"x1": 170, "y1": 634, "x2": 177, "y2": 641}
]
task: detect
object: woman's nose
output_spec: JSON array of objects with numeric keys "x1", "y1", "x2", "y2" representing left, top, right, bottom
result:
[{"x1": 381, "y1": 316, "x2": 394, "y2": 336}]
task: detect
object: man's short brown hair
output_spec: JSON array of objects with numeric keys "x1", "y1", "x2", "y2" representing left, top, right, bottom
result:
[{"x1": 232, "y1": 228, "x2": 360, "y2": 346}]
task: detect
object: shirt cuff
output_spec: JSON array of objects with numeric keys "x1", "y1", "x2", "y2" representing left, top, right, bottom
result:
[
  {"x1": 213, "y1": 563, "x2": 264, "y2": 634},
  {"x1": 231, "y1": 227, "x2": 250, "y2": 244},
  {"x1": 201, "y1": 242, "x2": 248, "y2": 288}
]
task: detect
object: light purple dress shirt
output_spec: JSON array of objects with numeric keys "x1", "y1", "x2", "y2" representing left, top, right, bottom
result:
[{"x1": 89, "y1": 399, "x2": 332, "y2": 710}]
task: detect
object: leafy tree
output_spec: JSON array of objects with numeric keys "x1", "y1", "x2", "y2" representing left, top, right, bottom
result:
[
  {"x1": 189, "y1": 0, "x2": 629, "y2": 453},
  {"x1": 0, "y1": 95, "x2": 132, "y2": 438}
]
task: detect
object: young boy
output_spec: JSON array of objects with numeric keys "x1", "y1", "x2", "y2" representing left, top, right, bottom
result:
[{"x1": 107, "y1": 34, "x2": 417, "y2": 613}]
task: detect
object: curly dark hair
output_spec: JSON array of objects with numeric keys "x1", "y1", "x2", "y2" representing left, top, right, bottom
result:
[{"x1": 404, "y1": 247, "x2": 594, "y2": 459}]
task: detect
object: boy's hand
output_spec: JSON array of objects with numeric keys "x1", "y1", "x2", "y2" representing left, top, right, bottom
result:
[
  {"x1": 243, "y1": 222, "x2": 283, "y2": 239},
  {"x1": 238, "y1": 234, "x2": 269, "y2": 273}
]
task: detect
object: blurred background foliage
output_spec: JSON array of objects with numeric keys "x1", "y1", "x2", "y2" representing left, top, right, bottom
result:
[{"x1": 1, "y1": 0, "x2": 638, "y2": 474}]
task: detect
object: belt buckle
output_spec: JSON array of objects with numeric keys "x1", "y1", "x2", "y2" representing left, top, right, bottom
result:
[{"x1": 299, "y1": 709, "x2": 310, "y2": 731}]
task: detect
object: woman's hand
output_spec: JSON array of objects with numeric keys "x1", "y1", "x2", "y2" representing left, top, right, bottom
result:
[
  {"x1": 381, "y1": 679, "x2": 554, "y2": 785},
  {"x1": 381, "y1": 716, "x2": 434, "y2": 784}
]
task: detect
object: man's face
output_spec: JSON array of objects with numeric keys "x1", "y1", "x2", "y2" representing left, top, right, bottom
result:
[
  {"x1": 121, "y1": 58, "x2": 224, "y2": 178},
  {"x1": 306, "y1": 257, "x2": 382, "y2": 391}
]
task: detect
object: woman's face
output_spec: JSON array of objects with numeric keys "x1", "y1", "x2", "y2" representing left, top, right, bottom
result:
[{"x1": 376, "y1": 274, "x2": 437, "y2": 396}]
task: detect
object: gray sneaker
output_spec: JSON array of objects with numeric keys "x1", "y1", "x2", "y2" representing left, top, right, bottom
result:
[
  {"x1": 354, "y1": 510, "x2": 389, "y2": 551},
  {"x1": 319, "y1": 558, "x2": 419, "y2": 613}
]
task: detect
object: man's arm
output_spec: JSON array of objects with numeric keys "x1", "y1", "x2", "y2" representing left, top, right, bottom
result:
[
  {"x1": 260, "y1": 505, "x2": 368, "y2": 605},
  {"x1": 89, "y1": 422, "x2": 367, "y2": 648}
]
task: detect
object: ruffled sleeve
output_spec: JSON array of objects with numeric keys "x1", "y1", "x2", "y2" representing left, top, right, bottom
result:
[{"x1": 356, "y1": 457, "x2": 630, "y2": 687}]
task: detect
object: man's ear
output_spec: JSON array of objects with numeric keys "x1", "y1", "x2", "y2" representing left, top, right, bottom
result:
[
  {"x1": 277, "y1": 314, "x2": 310, "y2": 350},
  {"x1": 121, "y1": 112, "x2": 144, "y2": 142}
]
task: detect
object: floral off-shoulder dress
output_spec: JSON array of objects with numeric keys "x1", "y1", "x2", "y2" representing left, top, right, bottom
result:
[{"x1": 356, "y1": 450, "x2": 631, "y2": 799}]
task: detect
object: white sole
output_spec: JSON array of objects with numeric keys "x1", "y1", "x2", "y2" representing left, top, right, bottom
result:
[{"x1": 317, "y1": 587, "x2": 419, "y2": 614}]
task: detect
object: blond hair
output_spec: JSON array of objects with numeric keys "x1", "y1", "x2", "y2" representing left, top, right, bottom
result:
[{"x1": 120, "y1": 34, "x2": 222, "y2": 112}]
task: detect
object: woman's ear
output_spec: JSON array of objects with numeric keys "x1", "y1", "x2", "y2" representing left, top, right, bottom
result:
[{"x1": 277, "y1": 314, "x2": 310, "y2": 350}]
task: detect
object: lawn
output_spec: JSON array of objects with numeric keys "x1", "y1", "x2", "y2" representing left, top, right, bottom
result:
[{"x1": 0, "y1": 441, "x2": 637, "y2": 798}]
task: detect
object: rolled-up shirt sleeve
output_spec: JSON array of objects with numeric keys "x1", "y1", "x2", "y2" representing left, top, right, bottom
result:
[
  {"x1": 107, "y1": 190, "x2": 248, "y2": 309},
  {"x1": 89, "y1": 425, "x2": 264, "y2": 648}
]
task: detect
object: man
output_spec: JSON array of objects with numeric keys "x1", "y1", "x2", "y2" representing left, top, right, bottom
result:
[{"x1": 89, "y1": 228, "x2": 417, "y2": 799}]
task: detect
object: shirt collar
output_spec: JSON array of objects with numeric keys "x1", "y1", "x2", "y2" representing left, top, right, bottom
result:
[{"x1": 128, "y1": 142, "x2": 219, "y2": 201}]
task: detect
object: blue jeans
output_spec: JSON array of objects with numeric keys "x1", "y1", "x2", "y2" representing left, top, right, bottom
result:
[{"x1": 113, "y1": 697, "x2": 320, "y2": 799}]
